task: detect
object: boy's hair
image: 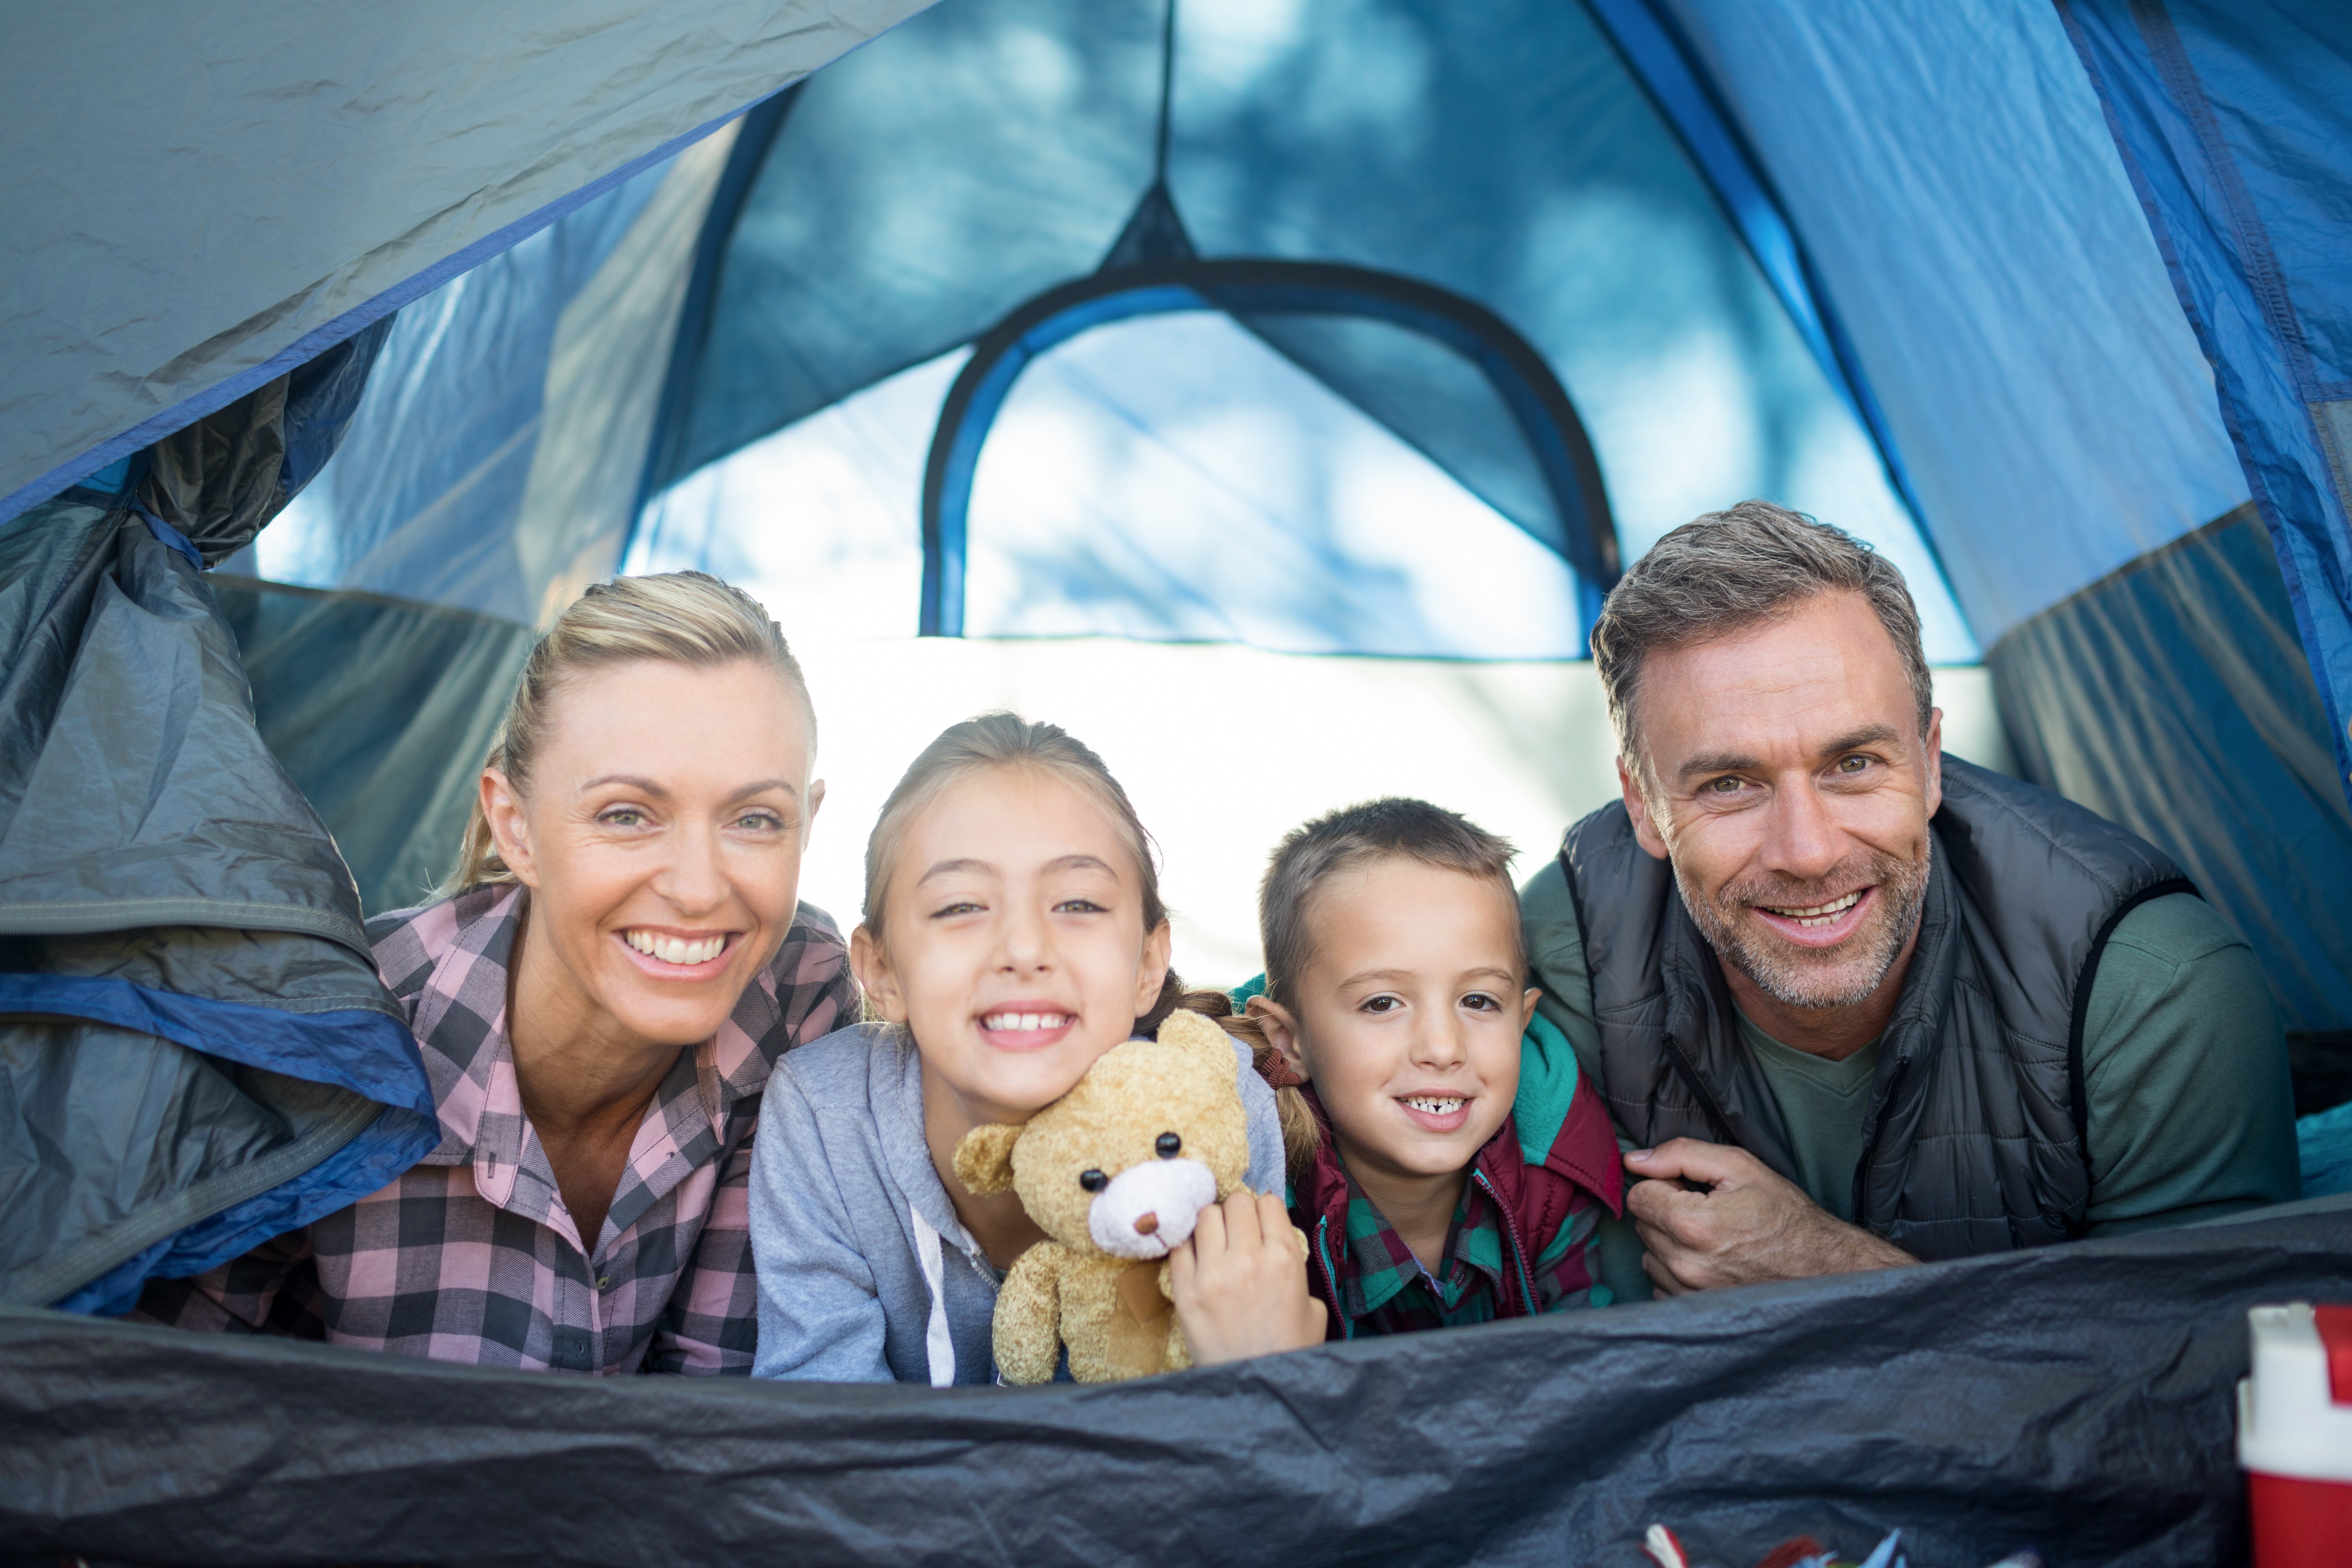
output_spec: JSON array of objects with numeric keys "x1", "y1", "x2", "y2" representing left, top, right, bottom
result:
[
  {"x1": 862, "y1": 710, "x2": 1205, "y2": 1036},
  {"x1": 1260, "y1": 797, "x2": 1521, "y2": 1007}
]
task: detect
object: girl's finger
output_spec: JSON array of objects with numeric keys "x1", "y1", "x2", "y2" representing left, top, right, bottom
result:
[
  {"x1": 1254, "y1": 1191, "x2": 1291, "y2": 1247},
  {"x1": 1167, "y1": 1238, "x2": 1196, "y2": 1290},
  {"x1": 1190, "y1": 1195, "x2": 1228, "y2": 1258},
  {"x1": 1220, "y1": 1190, "x2": 1264, "y2": 1248}
]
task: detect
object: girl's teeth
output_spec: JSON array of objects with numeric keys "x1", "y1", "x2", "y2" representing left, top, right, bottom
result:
[
  {"x1": 1403, "y1": 1096, "x2": 1465, "y2": 1114},
  {"x1": 982, "y1": 1013, "x2": 1067, "y2": 1031}
]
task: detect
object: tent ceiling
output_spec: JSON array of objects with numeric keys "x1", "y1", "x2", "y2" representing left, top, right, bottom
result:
[{"x1": 0, "y1": 0, "x2": 937, "y2": 525}]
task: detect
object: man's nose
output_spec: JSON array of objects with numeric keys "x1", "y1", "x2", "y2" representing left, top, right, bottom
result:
[{"x1": 1758, "y1": 780, "x2": 1848, "y2": 881}]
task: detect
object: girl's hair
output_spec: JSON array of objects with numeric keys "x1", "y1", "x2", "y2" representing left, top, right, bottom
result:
[
  {"x1": 441, "y1": 572, "x2": 813, "y2": 897},
  {"x1": 861, "y1": 712, "x2": 1195, "y2": 1035}
]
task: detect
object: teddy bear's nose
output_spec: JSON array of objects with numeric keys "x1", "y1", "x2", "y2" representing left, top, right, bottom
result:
[{"x1": 1132, "y1": 1212, "x2": 1160, "y2": 1236}]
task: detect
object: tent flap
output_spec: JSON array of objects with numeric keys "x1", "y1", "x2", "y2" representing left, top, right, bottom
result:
[{"x1": 3, "y1": 1196, "x2": 2346, "y2": 1566}]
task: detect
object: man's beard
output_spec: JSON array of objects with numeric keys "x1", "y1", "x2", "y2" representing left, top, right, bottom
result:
[{"x1": 1674, "y1": 840, "x2": 1932, "y2": 1011}]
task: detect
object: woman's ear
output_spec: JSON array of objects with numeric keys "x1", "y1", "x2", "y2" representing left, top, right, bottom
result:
[
  {"x1": 850, "y1": 925, "x2": 907, "y2": 1024},
  {"x1": 1131, "y1": 918, "x2": 1175, "y2": 1017},
  {"x1": 481, "y1": 769, "x2": 538, "y2": 888},
  {"x1": 1246, "y1": 994, "x2": 1310, "y2": 1085}
]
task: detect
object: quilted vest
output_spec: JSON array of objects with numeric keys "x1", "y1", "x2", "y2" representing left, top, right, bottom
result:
[{"x1": 1559, "y1": 757, "x2": 2192, "y2": 1260}]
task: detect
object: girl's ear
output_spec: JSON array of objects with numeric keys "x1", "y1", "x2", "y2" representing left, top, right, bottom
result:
[
  {"x1": 482, "y1": 769, "x2": 537, "y2": 888},
  {"x1": 1246, "y1": 994, "x2": 1309, "y2": 1085},
  {"x1": 1131, "y1": 918, "x2": 1175, "y2": 1017},
  {"x1": 849, "y1": 925, "x2": 907, "y2": 1024}
]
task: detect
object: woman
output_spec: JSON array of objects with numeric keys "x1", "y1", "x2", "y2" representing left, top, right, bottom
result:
[{"x1": 134, "y1": 572, "x2": 854, "y2": 1374}]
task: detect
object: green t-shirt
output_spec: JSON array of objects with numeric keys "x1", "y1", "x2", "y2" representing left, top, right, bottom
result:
[{"x1": 1519, "y1": 866, "x2": 2300, "y2": 1304}]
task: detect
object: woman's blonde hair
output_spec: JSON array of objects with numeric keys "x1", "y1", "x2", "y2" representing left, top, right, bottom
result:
[
  {"x1": 442, "y1": 572, "x2": 812, "y2": 897},
  {"x1": 862, "y1": 712, "x2": 1201, "y2": 1035}
]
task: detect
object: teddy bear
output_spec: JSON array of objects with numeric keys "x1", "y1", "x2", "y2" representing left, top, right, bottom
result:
[{"x1": 951, "y1": 1007, "x2": 1303, "y2": 1384}]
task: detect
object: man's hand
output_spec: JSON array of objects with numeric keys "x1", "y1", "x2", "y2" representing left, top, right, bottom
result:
[
  {"x1": 1167, "y1": 1191, "x2": 1326, "y2": 1363},
  {"x1": 1625, "y1": 1138, "x2": 1916, "y2": 1294}
]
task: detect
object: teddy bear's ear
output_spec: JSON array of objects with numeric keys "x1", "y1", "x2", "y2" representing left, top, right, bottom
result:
[
  {"x1": 952, "y1": 1122, "x2": 1025, "y2": 1196},
  {"x1": 1153, "y1": 1007, "x2": 1239, "y2": 1070}
]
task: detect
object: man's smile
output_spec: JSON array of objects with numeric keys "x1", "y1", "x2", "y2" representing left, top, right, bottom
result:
[{"x1": 1748, "y1": 886, "x2": 1876, "y2": 948}]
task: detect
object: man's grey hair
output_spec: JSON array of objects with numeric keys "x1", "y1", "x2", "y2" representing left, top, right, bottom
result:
[{"x1": 1592, "y1": 500, "x2": 1933, "y2": 774}]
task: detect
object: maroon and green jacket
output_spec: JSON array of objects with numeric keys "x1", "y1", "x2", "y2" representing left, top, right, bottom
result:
[{"x1": 1265, "y1": 1015, "x2": 1625, "y2": 1337}]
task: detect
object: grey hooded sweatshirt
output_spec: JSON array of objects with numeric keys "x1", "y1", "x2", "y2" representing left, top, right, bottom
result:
[{"x1": 748, "y1": 1021, "x2": 1286, "y2": 1385}]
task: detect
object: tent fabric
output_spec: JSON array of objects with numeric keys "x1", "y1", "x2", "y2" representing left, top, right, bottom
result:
[
  {"x1": 1989, "y1": 503, "x2": 2352, "y2": 1077},
  {"x1": 651, "y1": 0, "x2": 1962, "y2": 652},
  {"x1": 0, "y1": 0, "x2": 936, "y2": 527},
  {"x1": 5, "y1": 1195, "x2": 2348, "y2": 1566},
  {"x1": 1662, "y1": 0, "x2": 2251, "y2": 644},
  {"x1": 0, "y1": 371, "x2": 439, "y2": 1317},
  {"x1": 2059, "y1": 0, "x2": 2352, "y2": 808}
]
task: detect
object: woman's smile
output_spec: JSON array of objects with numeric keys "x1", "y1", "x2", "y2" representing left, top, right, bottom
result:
[{"x1": 618, "y1": 926, "x2": 738, "y2": 975}]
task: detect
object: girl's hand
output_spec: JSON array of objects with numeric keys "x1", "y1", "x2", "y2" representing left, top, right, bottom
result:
[{"x1": 1166, "y1": 1190, "x2": 1325, "y2": 1364}]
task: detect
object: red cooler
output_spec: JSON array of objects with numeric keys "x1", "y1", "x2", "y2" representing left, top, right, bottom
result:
[{"x1": 2240, "y1": 1302, "x2": 2352, "y2": 1567}]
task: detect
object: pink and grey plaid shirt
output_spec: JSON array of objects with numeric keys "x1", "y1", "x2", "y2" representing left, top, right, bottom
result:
[{"x1": 131, "y1": 884, "x2": 856, "y2": 1375}]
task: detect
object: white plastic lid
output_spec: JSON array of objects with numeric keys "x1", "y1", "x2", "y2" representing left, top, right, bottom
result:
[{"x1": 2239, "y1": 1302, "x2": 2352, "y2": 1482}]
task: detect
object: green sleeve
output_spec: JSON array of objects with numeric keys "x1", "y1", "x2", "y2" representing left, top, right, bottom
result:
[
  {"x1": 1520, "y1": 858, "x2": 1653, "y2": 1303},
  {"x1": 2080, "y1": 894, "x2": 2300, "y2": 1235}
]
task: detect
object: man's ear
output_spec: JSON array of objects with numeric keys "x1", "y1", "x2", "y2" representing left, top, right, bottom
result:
[
  {"x1": 1616, "y1": 756, "x2": 1671, "y2": 861},
  {"x1": 1246, "y1": 995, "x2": 1309, "y2": 1085},
  {"x1": 481, "y1": 769, "x2": 539, "y2": 887},
  {"x1": 1132, "y1": 918, "x2": 1175, "y2": 1017},
  {"x1": 849, "y1": 925, "x2": 907, "y2": 1024},
  {"x1": 952, "y1": 1122, "x2": 1024, "y2": 1197},
  {"x1": 1921, "y1": 706, "x2": 1944, "y2": 818}
]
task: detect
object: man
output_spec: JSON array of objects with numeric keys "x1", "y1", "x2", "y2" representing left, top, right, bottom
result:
[{"x1": 1523, "y1": 501, "x2": 2297, "y2": 1298}]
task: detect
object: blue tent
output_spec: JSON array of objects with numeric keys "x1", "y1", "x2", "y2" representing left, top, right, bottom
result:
[{"x1": 6, "y1": 0, "x2": 2352, "y2": 1313}]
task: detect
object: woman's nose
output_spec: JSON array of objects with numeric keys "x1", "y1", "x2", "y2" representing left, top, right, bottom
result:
[{"x1": 655, "y1": 825, "x2": 729, "y2": 914}]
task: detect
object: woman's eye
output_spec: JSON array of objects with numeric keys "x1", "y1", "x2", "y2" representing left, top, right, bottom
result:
[
  {"x1": 734, "y1": 810, "x2": 785, "y2": 831},
  {"x1": 601, "y1": 808, "x2": 646, "y2": 827}
]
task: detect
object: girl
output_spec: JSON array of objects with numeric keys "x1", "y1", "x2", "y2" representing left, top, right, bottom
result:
[{"x1": 749, "y1": 713, "x2": 1322, "y2": 1384}]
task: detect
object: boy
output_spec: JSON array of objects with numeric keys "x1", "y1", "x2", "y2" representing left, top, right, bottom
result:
[{"x1": 1240, "y1": 798, "x2": 1623, "y2": 1337}]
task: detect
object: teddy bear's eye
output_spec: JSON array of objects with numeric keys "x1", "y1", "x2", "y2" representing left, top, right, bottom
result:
[
  {"x1": 1155, "y1": 1132, "x2": 1182, "y2": 1158},
  {"x1": 1078, "y1": 1169, "x2": 1108, "y2": 1192}
]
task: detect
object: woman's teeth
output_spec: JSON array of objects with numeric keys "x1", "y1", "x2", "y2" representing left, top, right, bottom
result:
[
  {"x1": 624, "y1": 931, "x2": 727, "y2": 965},
  {"x1": 1402, "y1": 1095, "x2": 1465, "y2": 1115},
  {"x1": 1762, "y1": 890, "x2": 1863, "y2": 928},
  {"x1": 982, "y1": 1012, "x2": 1069, "y2": 1032}
]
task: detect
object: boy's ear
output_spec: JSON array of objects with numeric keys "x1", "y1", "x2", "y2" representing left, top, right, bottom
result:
[
  {"x1": 952, "y1": 1122, "x2": 1024, "y2": 1197},
  {"x1": 849, "y1": 926, "x2": 906, "y2": 1024},
  {"x1": 1246, "y1": 995, "x2": 1309, "y2": 1085}
]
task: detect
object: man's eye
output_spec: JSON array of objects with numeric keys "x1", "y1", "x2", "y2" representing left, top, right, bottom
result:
[
  {"x1": 1837, "y1": 755, "x2": 1871, "y2": 774},
  {"x1": 1706, "y1": 776, "x2": 1744, "y2": 794}
]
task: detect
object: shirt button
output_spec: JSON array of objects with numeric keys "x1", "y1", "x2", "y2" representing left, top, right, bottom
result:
[{"x1": 597, "y1": 1275, "x2": 612, "y2": 1290}]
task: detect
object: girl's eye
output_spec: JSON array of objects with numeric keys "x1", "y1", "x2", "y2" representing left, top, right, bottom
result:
[
  {"x1": 1052, "y1": 898, "x2": 1107, "y2": 914},
  {"x1": 1461, "y1": 992, "x2": 1500, "y2": 1012},
  {"x1": 931, "y1": 900, "x2": 983, "y2": 919},
  {"x1": 1362, "y1": 994, "x2": 1402, "y2": 1014}
]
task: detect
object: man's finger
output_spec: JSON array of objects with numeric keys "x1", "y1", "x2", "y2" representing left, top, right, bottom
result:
[
  {"x1": 1640, "y1": 1249, "x2": 1691, "y2": 1297},
  {"x1": 1624, "y1": 1177, "x2": 1711, "y2": 1237},
  {"x1": 1624, "y1": 1136, "x2": 1767, "y2": 1189}
]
